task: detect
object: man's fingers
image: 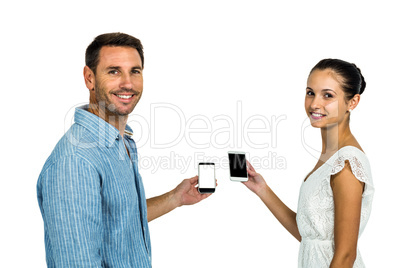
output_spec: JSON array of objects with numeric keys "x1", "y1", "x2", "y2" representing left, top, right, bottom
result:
[
  {"x1": 199, "y1": 192, "x2": 212, "y2": 199},
  {"x1": 189, "y1": 175, "x2": 199, "y2": 185}
]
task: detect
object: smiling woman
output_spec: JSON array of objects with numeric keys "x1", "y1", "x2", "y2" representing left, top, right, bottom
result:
[
  {"x1": 242, "y1": 58, "x2": 374, "y2": 268},
  {"x1": 305, "y1": 69, "x2": 354, "y2": 129},
  {"x1": 306, "y1": 59, "x2": 366, "y2": 129}
]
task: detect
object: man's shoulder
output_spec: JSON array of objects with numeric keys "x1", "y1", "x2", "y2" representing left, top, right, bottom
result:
[{"x1": 39, "y1": 123, "x2": 104, "y2": 177}]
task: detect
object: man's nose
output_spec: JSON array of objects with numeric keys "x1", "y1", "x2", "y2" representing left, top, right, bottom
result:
[{"x1": 119, "y1": 73, "x2": 133, "y2": 89}]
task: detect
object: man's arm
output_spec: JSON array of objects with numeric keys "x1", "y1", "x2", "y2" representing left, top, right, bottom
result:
[
  {"x1": 38, "y1": 156, "x2": 102, "y2": 267},
  {"x1": 146, "y1": 176, "x2": 211, "y2": 222}
]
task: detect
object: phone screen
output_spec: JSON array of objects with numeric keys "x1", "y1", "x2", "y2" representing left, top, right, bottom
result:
[
  {"x1": 228, "y1": 153, "x2": 248, "y2": 178},
  {"x1": 198, "y1": 163, "x2": 215, "y2": 193}
]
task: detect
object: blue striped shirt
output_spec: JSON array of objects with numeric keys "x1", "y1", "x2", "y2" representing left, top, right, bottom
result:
[{"x1": 37, "y1": 105, "x2": 152, "y2": 267}]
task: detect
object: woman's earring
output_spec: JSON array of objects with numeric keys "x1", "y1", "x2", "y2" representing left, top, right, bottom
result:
[{"x1": 349, "y1": 109, "x2": 352, "y2": 113}]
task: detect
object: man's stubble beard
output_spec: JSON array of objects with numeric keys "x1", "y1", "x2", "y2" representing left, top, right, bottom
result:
[{"x1": 93, "y1": 85, "x2": 141, "y2": 117}]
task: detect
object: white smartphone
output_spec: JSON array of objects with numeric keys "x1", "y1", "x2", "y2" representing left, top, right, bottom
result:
[
  {"x1": 228, "y1": 151, "x2": 248, "y2": 182},
  {"x1": 198, "y1": 162, "x2": 216, "y2": 194}
]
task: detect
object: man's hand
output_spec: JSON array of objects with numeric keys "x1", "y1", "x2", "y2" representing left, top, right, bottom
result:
[
  {"x1": 147, "y1": 175, "x2": 214, "y2": 222},
  {"x1": 173, "y1": 175, "x2": 212, "y2": 207}
]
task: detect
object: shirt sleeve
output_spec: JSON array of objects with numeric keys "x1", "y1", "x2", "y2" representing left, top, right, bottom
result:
[{"x1": 38, "y1": 155, "x2": 103, "y2": 267}]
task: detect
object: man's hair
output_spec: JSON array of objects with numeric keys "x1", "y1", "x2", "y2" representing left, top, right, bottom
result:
[{"x1": 85, "y1": 32, "x2": 144, "y2": 73}]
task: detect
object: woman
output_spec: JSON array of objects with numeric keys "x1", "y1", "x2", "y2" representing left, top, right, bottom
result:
[{"x1": 244, "y1": 59, "x2": 374, "y2": 267}]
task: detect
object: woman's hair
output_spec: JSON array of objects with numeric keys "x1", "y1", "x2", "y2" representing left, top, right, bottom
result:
[{"x1": 310, "y1": 59, "x2": 366, "y2": 100}]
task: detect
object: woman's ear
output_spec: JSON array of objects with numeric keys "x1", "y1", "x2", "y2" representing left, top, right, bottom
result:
[
  {"x1": 348, "y1": 94, "x2": 361, "y2": 112},
  {"x1": 83, "y1": 66, "x2": 95, "y2": 91}
]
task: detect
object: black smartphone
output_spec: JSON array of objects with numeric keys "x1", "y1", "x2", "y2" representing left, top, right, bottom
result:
[
  {"x1": 228, "y1": 151, "x2": 248, "y2": 182},
  {"x1": 198, "y1": 162, "x2": 216, "y2": 194}
]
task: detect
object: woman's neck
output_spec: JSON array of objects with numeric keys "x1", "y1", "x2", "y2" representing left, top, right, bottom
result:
[{"x1": 320, "y1": 120, "x2": 354, "y2": 157}]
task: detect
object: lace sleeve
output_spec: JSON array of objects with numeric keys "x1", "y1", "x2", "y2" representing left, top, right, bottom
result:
[
  {"x1": 330, "y1": 149, "x2": 375, "y2": 197},
  {"x1": 331, "y1": 155, "x2": 367, "y2": 182}
]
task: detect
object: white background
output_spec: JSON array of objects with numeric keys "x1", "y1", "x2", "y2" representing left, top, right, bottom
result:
[{"x1": 1, "y1": 0, "x2": 401, "y2": 267}]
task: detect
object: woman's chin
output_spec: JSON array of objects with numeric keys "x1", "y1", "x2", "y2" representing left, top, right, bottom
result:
[{"x1": 310, "y1": 119, "x2": 330, "y2": 129}]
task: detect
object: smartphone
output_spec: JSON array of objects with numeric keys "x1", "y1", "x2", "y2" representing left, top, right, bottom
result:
[
  {"x1": 198, "y1": 162, "x2": 216, "y2": 194},
  {"x1": 228, "y1": 151, "x2": 248, "y2": 182}
]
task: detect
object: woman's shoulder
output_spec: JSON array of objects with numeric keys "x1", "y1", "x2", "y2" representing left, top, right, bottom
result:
[
  {"x1": 338, "y1": 145, "x2": 366, "y2": 157},
  {"x1": 333, "y1": 145, "x2": 370, "y2": 170},
  {"x1": 331, "y1": 145, "x2": 374, "y2": 193}
]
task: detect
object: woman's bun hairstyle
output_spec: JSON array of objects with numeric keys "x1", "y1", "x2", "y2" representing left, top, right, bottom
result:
[{"x1": 310, "y1": 59, "x2": 366, "y2": 100}]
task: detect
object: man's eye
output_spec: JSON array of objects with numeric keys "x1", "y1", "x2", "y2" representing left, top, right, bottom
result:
[{"x1": 109, "y1": 70, "x2": 119, "y2": 75}]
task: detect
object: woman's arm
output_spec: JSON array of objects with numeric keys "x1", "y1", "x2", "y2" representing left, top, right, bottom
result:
[
  {"x1": 243, "y1": 161, "x2": 301, "y2": 241},
  {"x1": 329, "y1": 161, "x2": 364, "y2": 268}
]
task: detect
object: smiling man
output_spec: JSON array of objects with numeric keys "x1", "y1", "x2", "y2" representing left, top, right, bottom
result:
[{"x1": 37, "y1": 33, "x2": 210, "y2": 267}]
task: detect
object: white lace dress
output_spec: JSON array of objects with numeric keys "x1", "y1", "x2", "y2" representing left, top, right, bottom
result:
[{"x1": 296, "y1": 146, "x2": 374, "y2": 267}]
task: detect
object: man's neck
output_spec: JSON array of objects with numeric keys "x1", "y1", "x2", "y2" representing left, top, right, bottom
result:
[{"x1": 88, "y1": 103, "x2": 128, "y2": 138}]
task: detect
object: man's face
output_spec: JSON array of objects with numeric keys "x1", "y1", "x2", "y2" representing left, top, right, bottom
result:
[{"x1": 90, "y1": 46, "x2": 143, "y2": 117}]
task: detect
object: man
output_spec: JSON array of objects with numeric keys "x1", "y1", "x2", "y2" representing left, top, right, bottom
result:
[{"x1": 37, "y1": 32, "x2": 211, "y2": 267}]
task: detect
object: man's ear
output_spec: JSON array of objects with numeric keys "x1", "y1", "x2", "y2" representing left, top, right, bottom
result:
[{"x1": 84, "y1": 66, "x2": 95, "y2": 91}]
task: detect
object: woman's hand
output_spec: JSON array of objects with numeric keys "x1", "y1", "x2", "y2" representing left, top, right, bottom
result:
[
  {"x1": 242, "y1": 161, "x2": 301, "y2": 241},
  {"x1": 242, "y1": 160, "x2": 269, "y2": 198}
]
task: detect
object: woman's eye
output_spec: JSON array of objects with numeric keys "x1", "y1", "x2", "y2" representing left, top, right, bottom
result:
[
  {"x1": 306, "y1": 91, "x2": 314, "y2": 96},
  {"x1": 324, "y1": 93, "x2": 333, "y2": 98}
]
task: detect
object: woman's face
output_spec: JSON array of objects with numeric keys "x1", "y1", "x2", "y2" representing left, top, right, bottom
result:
[{"x1": 305, "y1": 69, "x2": 350, "y2": 129}]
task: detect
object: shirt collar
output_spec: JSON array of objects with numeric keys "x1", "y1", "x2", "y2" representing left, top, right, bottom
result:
[{"x1": 74, "y1": 105, "x2": 134, "y2": 147}]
